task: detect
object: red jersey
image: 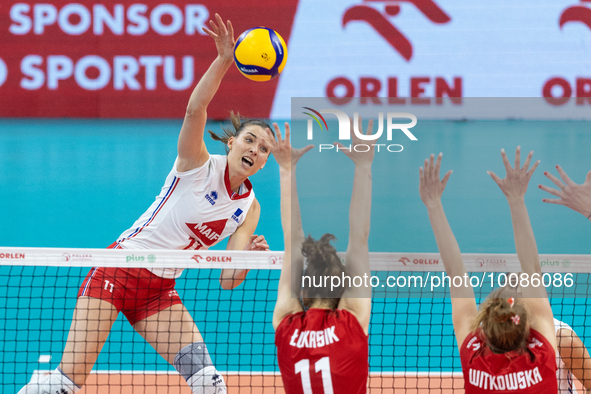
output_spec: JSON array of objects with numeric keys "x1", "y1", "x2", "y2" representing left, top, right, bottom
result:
[
  {"x1": 460, "y1": 328, "x2": 557, "y2": 393},
  {"x1": 275, "y1": 308, "x2": 368, "y2": 394}
]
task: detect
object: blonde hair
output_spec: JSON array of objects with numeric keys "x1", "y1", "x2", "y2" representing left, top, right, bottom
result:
[
  {"x1": 208, "y1": 111, "x2": 273, "y2": 153},
  {"x1": 471, "y1": 288, "x2": 530, "y2": 353}
]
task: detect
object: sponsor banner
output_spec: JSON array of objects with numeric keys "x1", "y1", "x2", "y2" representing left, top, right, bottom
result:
[
  {"x1": 0, "y1": 1, "x2": 298, "y2": 118},
  {"x1": 0, "y1": 248, "x2": 585, "y2": 273},
  {"x1": 272, "y1": 0, "x2": 591, "y2": 119}
]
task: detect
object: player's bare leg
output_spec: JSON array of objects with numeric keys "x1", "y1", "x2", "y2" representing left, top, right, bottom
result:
[
  {"x1": 60, "y1": 296, "x2": 119, "y2": 384},
  {"x1": 133, "y1": 304, "x2": 226, "y2": 393},
  {"x1": 18, "y1": 296, "x2": 118, "y2": 393}
]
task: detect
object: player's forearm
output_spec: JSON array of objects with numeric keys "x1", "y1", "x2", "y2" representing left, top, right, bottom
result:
[
  {"x1": 427, "y1": 201, "x2": 465, "y2": 278},
  {"x1": 219, "y1": 269, "x2": 249, "y2": 290},
  {"x1": 279, "y1": 165, "x2": 304, "y2": 291},
  {"x1": 280, "y1": 166, "x2": 305, "y2": 245},
  {"x1": 348, "y1": 164, "x2": 372, "y2": 246},
  {"x1": 186, "y1": 56, "x2": 233, "y2": 115},
  {"x1": 507, "y1": 198, "x2": 540, "y2": 275}
]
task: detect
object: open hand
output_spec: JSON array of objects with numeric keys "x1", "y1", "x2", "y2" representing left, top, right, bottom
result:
[
  {"x1": 244, "y1": 234, "x2": 269, "y2": 251},
  {"x1": 488, "y1": 147, "x2": 539, "y2": 201},
  {"x1": 272, "y1": 122, "x2": 313, "y2": 170},
  {"x1": 419, "y1": 153, "x2": 452, "y2": 208},
  {"x1": 539, "y1": 166, "x2": 591, "y2": 218},
  {"x1": 202, "y1": 14, "x2": 235, "y2": 61}
]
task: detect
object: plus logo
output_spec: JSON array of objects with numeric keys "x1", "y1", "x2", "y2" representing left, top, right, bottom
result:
[
  {"x1": 342, "y1": 0, "x2": 451, "y2": 61},
  {"x1": 560, "y1": 1, "x2": 591, "y2": 32}
]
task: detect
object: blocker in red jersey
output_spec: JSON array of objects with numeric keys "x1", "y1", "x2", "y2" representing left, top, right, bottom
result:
[
  {"x1": 271, "y1": 117, "x2": 375, "y2": 394},
  {"x1": 419, "y1": 147, "x2": 558, "y2": 394}
]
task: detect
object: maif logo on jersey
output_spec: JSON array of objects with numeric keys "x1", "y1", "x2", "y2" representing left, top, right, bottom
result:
[{"x1": 186, "y1": 219, "x2": 228, "y2": 247}]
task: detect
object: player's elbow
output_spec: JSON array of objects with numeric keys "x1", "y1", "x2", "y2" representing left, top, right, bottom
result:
[{"x1": 185, "y1": 104, "x2": 206, "y2": 118}]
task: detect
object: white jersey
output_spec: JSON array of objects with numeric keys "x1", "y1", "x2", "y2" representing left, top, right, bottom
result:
[
  {"x1": 554, "y1": 318, "x2": 577, "y2": 394},
  {"x1": 115, "y1": 155, "x2": 255, "y2": 279}
]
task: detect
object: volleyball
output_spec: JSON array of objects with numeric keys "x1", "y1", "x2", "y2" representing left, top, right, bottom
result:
[{"x1": 234, "y1": 27, "x2": 288, "y2": 82}]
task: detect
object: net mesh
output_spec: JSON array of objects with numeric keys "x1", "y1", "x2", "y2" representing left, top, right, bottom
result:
[{"x1": 1, "y1": 248, "x2": 589, "y2": 393}]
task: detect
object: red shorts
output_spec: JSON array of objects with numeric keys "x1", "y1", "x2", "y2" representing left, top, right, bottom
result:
[{"x1": 77, "y1": 245, "x2": 183, "y2": 325}]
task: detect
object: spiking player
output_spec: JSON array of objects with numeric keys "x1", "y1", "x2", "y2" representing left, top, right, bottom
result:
[
  {"x1": 272, "y1": 118, "x2": 374, "y2": 394},
  {"x1": 420, "y1": 147, "x2": 558, "y2": 393},
  {"x1": 18, "y1": 14, "x2": 278, "y2": 394}
]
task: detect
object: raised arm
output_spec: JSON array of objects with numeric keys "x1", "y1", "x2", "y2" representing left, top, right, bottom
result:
[
  {"x1": 420, "y1": 153, "x2": 477, "y2": 349},
  {"x1": 176, "y1": 14, "x2": 235, "y2": 172},
  {"x1": 337, "y1": 118, "x2": 375, "y2": 334},
  {"x1": 539, "y1": 166, "x2": 591, "y2": 221},
  {"x1": 272, "y1": 123, "x2": 313, "y2": 330},
  {"x1": 488, "y1": 147, "x2": 556, "y2": 351},
  {"x1": 557, "y1": 328, "x2": 591, "y2": 390}
]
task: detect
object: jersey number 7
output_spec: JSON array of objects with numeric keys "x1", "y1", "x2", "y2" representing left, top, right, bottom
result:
[{"x1": 294, "y1": 357, "x2": 334, "y2": 394}]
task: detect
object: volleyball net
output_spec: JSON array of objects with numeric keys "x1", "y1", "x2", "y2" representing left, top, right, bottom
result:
[{"x1": 1, "y1": 247, "x2": 590, "y2": 393}]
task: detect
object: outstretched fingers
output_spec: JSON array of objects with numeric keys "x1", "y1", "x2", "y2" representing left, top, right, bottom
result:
[
  {"x1": 542, "y1": 197, "x2": 566, "y2": 206},
  {"x1": 441, "y1": 170, "x2": 453, "y2": 189},
  {"x1": 487, "y1": 170, "x2": 503, "y2": 189},
  {"x1": 538, "y1": 184, "x2": 562, "y2": 197},
  {"x1": 227, "y1": 20, "x2": 234, "y2": 38},
  {"x1": 514, "y1": 146, "x2": 521, "y2": 170},
  {"x1": 522, "y1": 151, "x2": 533, "y2": 171},
  {"x1": 544, "y1": 170, "x2": 566, "y2": 190},
  {"x1": 434, "y1": 152, "x2": 443, "y2": 178},
  {"x1": 500, "y1": 148, "x2": 512, "y2": 172},
  {"x1": 273, "y1": 123, "x2": 283, "y2": 143},
  {"x1": 365, "y1": 119, "x2": 374, "y2": 136},
  {"x1": 556, "y1": 165, "x2": 575, "y2": 186},
  {"x1": 526, "y1": 160, "x2": 540, "y2": 178}
]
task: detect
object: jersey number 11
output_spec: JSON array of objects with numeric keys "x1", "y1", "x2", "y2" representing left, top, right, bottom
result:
[{"x1": 294, "y1": 357, "x2": 334, "y2": 394}]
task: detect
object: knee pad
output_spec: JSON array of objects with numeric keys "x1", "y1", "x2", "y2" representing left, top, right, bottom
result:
[
  {"x1": 174, "y1": 342, "x2": 227, "y2": 394},
  {"x1": 18, "y1": 368, "x2": 81, "y2": 394}
]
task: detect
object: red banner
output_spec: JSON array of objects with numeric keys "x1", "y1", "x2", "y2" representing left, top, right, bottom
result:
[{"x1": 0, "y1": 1, "x2": 298, "y2": 118}]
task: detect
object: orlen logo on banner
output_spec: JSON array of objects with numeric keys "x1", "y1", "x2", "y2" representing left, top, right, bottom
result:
[
  {"x1": 327, "y1": 0, "x2": 460, "y2": 105},
  {"x1": 398, "y1": 257, "x2": 439, "y2": 265},
  {"x1": 186, "y1": 219, "x2": 228, "y2": 248},
  {"x1": 303, "y1": 107, "x2": 416, "y2": 153},
  {"x1": 192, "y1": 254, "x2": 232, "y2": 263},
  {"x1": 543, "y1": 0, "x2": 591, "y2": 106}
]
